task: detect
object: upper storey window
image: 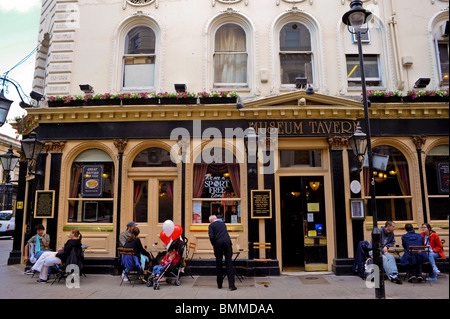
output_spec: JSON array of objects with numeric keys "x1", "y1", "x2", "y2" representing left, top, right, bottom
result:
[
  {"x1": 123, "y1": 26, "x2": 156, "y2": 89},
  {"x1": 279, "y1": 22, "x2": 313, "y2": 86},
  {"x1": 214, "y1": 23, "x2": 248, "y2": 87}
]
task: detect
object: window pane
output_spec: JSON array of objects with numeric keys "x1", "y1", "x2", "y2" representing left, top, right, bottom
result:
[
  {"x1": 367, "y1": 198, "x2": 412, "y2": 221},
  {"x1": 123, "y1": 57, "x2": 155, "y2": 88},
  {"x1": 438, "y1": 42, "x2": 449, "y2": 82},
  {"x1": 426, "y1": 145, "x2": 449, "y2": 195},
  {"x1": 280, "y1": 23, "x2": 311, "y2": 51},
  {"x1": 158, "y1": 181, "x2": 173, "y2": 223},
  {"x1": 280, "y1": 150, "x2": 322, "y2": 167},
  {"x1": 133, "y1": 181, "x2": 148, "y2": 223},
  {"x1": 215, "y1": 24, "x2": 246, "y2": 52},
  {"x1": 68, "y1": 201, "x2": 113, "y2": 223},
  {"x1": 280, "y1": 53, "x2": 313, "y2": 84},
  {"x1": 429, "y1": 197, "x2": 449, "y2": 220},
  {"x1": 125, "y1": 26, "x2": 155, "y2": 54},
  {"x1": 214, "y1": 53, "x2": 247, "y2": 84},
  {"x1": 346, "y1": 54, "x2": 381, "y2": 87},
  {"x1": 132, "y1": 147, "x2": 176, "y2": 167}
]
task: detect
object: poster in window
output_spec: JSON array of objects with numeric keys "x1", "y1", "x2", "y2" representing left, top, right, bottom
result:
[
  {"x1": 81, "y1": 165, "x2": 103, "y2": 197},
  {"x1": 437, "y1": 162, "x2": 449, "y2": 194},
  {"x1": 350, "y1": 199, "x2": 365, "y2": 219},
  {"x1": 34, "y1": 190, "x2": 55, "y2": 218}
]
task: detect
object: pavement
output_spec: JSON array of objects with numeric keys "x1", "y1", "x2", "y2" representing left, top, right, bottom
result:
[{"x1": 0, "y1": 237, "x2": 448, "y2": 316}]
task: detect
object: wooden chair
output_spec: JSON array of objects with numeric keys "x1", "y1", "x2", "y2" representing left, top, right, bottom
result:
[
  {"x1": 118, "y1": 248, "x2": 142, "y2": 287},
  {"x1": 435, "y1": 239, "x2": 448, "y2": 280},
  {"x1": 184, "y1": 242, "x2": 196, "y2": 278},
  {"x1": 252, "y1": 242, "x2": 272, "y2": 262}
]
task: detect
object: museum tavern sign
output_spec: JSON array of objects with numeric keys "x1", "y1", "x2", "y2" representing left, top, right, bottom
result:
[{"x1": 251, "y1": 120, "x2": 357, "y2": 136}]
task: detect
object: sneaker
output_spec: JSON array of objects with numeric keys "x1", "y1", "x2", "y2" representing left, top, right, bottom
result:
[
  {"x1": 390, "y1": 276, "x2": 402, "y2": 284},
  {"x1": 408, "y1": 276, "x2": 416, "y2": 283},
  {"x1": 433, "y1": 266, "x2": 440, "y2": 274},
  {"x1": 24, "y1": 269, "x2": 36, "y2": 275},
  {"x1": 416, "y1": 276, "x2": 424, "y2": 283},
  {"x1": 427, "y1": 277, "x2": 437, "y2": 281},
  {"x1": 37, "y1": 279, "x2": 47, "y2": 284}
]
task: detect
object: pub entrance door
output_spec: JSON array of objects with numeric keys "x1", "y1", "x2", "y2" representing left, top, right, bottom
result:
[{"x1": 280, "y1": 176, "x2": 327, "y2": 271}]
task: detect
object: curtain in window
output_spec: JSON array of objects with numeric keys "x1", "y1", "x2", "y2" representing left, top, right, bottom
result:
[
  {"x1": 393, "y1": 156, "x2": 410, "y2": 196},
  {"x1": 68, "y1": 166, "x2": 82, "y2": 218},
  {"x1": 227, "y1": 163, "x2": 240, "y2": 197},
  {"x1": 214, "y1": 24, "x2": 247, "y2": 84},
  {"x1": 193, "y1": 164, "x2": 208, "y2": 198}
]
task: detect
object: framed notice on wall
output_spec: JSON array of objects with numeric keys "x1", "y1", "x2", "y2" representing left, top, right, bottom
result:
[
  {"x1": 251, "y1": 190, "x2": 272, "y2": 219},
  {"x1": 350, "y1": 199, "x2": 365, "y2": 219},
  {"x1": 34, "y1": 190, "x2": 55, "y2": 218}
]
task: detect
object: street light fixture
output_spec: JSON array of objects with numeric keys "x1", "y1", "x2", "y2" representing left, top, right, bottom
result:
[
  {"x1": 244, "y1": 124, "x2": 258, "y2": 176},
  {"x1": 343, "y1": 0, "x2": 385, "y2": 299},
  {"x1": 348, "y1": 122, "x2": 368, "y2": 166},
  {"x1": 21, "y1": 131, "x2": 45, "y2": 175},
  {"x1": 0, "y1": 145, "x2": 20, "y2": 183}
]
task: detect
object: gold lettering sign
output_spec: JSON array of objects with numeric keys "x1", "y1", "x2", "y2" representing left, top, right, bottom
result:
[
  {"x1": 251, "y1": 190, "x2": 272, "y2": 219},
  {"x1": 34, "y1": 190, "x2": 55, "y2": 218},
  {"x1": 251, "y1": 120, "x2": 357, "y2": 136}
]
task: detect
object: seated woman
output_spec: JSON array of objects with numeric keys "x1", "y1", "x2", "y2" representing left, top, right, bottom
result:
[
  {"x1": 421, "y1": 223, "x2": 446, "y2": 281},
  {"x1": 29, "y1": 228, "x2": 82, "y2": 283},
  {"x1": 123, "y1": 227, "x2": 150, "y2": 281}
]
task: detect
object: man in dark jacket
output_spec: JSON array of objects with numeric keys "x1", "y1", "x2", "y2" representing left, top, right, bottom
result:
[
  {"x1": 401, "y1": 223, "x2": 429, "y2": 282},
  {"x1": 208, "y1": 215, "x2": 236, "y2": 291}
]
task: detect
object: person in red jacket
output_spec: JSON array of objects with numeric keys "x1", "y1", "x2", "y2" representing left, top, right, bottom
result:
[{"x1": 421, "y1": 223, "x2": 446, "y2": 280}]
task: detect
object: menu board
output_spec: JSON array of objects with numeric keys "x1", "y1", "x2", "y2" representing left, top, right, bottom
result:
[
  {"x1": 81, "y1": 165, "x2": 104, "y2": 197},
  {"x1": 251, "y1": 190, "x2": 272, "y2": 219},
  {"x1": 34, "y1": 190, "x2": 55, "y2": 218},
  {"x1": 437, "y1": 162, "x2": 449, "y2": 194}
]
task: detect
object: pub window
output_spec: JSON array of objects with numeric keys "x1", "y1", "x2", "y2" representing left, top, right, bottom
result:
[
  {"x1": 425, "y1": 144, "x2": 449, "y2": 220},
  {"x1": 280, "y1": 150, "x2": 322, "y2": 168},
  {"x1": 68, "y1": 149, "x2": 114, "y2": 223},
  {"x1": 214, "y1": 23, "x2": 248, "y2": 88},
  {"x1": 131, "y1": 147, "x2": 176, "y2": 167},
  {"x1": 363, "y1": 145, "x2": 412, "y2": 221},
  {"x1": 192, "y1": 148, "x2": 241, "y2": 224},
  {"x1": 123, "y1": 26, "x2": 156, "y2": 89},
  {"x1": 279, "y1": 22, "x2": 314, "y2": 86},
  {"x1": 346, "y1": 54, "x2": 382, "y2": 87}
]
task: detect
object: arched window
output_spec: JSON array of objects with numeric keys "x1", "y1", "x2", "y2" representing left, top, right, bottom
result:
[
  {"x1": 192, "y1": 148, "x2": 241, "y2": 224},
  {"x1": 131, "y1": 147, "x2": 176, "y2": 167},
  {"x1": 363, "y1": 145, "x2": 412, "y2": 221},
  {"x1": 425, "y1": 144, "x2": 449, "y2": 220},
  {"x1": 68, "y1": 149, "x2": 114, "y2": 223},
  {"x1": 214, "y1": 23, "x2": 248, "y2": 87},
  {"x1": 279, "y1": 22, "x2": 313, "y2": 85},
  {"x1": 123, "y1": 26, "x2": 156, "y2": 89}
]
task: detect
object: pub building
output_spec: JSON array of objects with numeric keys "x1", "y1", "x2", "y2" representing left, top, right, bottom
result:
[{"x1": 8, "y1": 0, "x2": 449, "y2": 276}]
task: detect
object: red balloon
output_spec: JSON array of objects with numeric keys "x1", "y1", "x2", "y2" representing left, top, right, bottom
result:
[
  {"x1": 160, "y1": 230, "x2": 171, "y2": 245},
  {"x1": 171, "y1": 225, "x2": 183, "y2": 240}
]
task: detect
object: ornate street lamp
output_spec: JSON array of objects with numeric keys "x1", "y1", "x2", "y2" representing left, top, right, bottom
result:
[
  {"x1": 21, "y1": 131, "x2": 45, "y2": 175},
  {"x1": 244, "y1": 124, "x2": 258, "y2": 175},
  {"x1": 0, "y1": 145, "x2": 20, "y2": 183},
  {"x1": 343, "y1": 0, "x2": 385, "y2": 299},
  {"x1": 0, "y1": 89, "x2": 14, "y2": 127},
  {"x1": 348, "y1": 122, "x2": 368, "y2": 167}
]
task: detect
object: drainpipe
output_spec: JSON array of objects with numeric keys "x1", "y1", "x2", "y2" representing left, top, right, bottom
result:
[{"x1": 389, "y1": 0, "x2": 405, "y2": 90}]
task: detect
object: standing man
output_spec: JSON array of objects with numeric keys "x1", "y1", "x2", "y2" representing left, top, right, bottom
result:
[{"x1": 208, "y1": 215, "x2": 237, "y2": 291}]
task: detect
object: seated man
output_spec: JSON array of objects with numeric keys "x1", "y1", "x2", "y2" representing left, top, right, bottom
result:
[
  {"x1": 24, "y1": 224, "x2": 51, "y2": 267},
  {"x1": 401, "y1": 223, "x2": 429, "y2": 283},
  {"x1": 369, "y1": 221, "x2": 402, "y2": 284}
]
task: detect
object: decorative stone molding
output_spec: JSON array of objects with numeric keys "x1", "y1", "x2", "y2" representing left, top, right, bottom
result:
[
  {"x1": 276, "y1": 0, "x2": 312, "y2": 5},
  {"x1": 43, "y1": 141, "x2": 67, "y2": 153},
  {"x1": 123, "y1": 0, "x2": 158, "y2": 9},
  {"x1": 327, "y1": 136, "x2": 349, "y2": 150},
  {"x1": 113, "y1": 139, "x2": 129, "y2": 153},
  {"x1": 412, "y1": 135, "x2": 427, "y2": 150},
  {"x1": 212, "y1": 0, "x2": 248, "y2": 6}
]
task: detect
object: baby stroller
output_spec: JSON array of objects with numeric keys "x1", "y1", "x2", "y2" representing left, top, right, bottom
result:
[{"x1": 146, "y1": 237, "x2": 187, "y2": 290}]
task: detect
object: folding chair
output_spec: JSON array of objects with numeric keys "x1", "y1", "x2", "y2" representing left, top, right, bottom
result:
[
  {"x1": 51, "y1": 245, "x2": 85, "y2": 285},
  {"x1": 184, "y1": 241, "x2": 196, "y2": 279},
  {"x1": 118, "y1": 248, "x2": 142, "y2": 287}
]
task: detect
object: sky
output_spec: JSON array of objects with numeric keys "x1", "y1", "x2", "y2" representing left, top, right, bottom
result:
[{"x1": 0, "y1": 0, "x2": 41, "y2": 138}]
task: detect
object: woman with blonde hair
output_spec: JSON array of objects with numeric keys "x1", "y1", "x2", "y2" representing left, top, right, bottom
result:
[{"x1": 27, "y1": 228, "x2": 83, "y2": 283}]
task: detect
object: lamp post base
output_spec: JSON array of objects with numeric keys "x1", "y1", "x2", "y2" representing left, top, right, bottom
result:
[{"x1": 372, "y1": 227, "x2": 385, "y2": 299}]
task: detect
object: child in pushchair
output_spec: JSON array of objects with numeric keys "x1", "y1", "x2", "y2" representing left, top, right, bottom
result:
[{"x1": 146, "y1": 237, "x2": 186, "y2": 290}]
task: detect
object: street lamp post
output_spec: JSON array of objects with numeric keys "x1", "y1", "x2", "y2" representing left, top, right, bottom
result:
[{"x1": 343, "y1": 0, "x2": 385, "y2": 299}]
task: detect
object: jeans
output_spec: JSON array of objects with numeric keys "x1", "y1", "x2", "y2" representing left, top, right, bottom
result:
[
  {"x1": 428, "y1": 252, "x2": 440, "y2": 278},
  {"x1": 382, "y1": 253, "x2": 399, "y2": 279}
]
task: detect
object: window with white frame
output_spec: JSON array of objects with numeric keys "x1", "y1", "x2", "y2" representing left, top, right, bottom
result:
[
  {"x1": 437, "y1": 40, "x2": 449, "y2": 86},
  {"x1": 123, "y1": 26, "x2": 156, "y2": 88},
  {"x1": 279, "y1": 22, "x2": 313, "y2": 85},
  {"x1": 346, "y1": 54, "x2": 382, "y2": 87},
  {"x1": 214, "y1": 23, "x2": 248, "y2": 87}
]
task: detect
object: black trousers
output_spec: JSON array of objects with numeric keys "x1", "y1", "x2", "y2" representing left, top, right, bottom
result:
[{"x1": 213, "y1": 241, "x2": 235, "y2": 288}]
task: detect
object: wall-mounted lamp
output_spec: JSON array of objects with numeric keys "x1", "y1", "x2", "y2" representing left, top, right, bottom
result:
[
  {"x1": 174, "y1": 84, "x2": 186, "y2": 92},
  {"x1": 21, "y1": 131, "x2": 45, "y2": 175},
  {"x1": 414, "y1": 78, "x2": 430, "y2": 88},
  {"x1": 30, "y1": 91, "x2": 44, "y2": 101},
  {"x1": 79, "y1": 84, "x2": 94, "y2": 94},
  {"x1": 295, "y1": 77, "x2": 308, "y2": 89},
  {"x1": 0, "y1": 145, "x2": 20, "y2": 183}
]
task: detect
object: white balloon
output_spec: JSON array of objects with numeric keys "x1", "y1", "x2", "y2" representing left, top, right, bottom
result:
[{"x1": 163, "y1": 220, "x2": 175, "y2": 237}]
